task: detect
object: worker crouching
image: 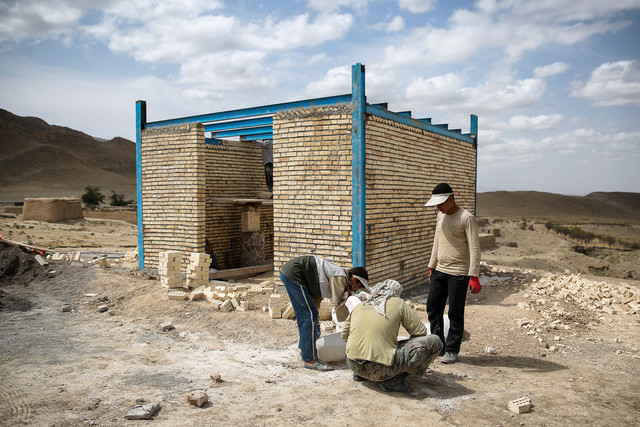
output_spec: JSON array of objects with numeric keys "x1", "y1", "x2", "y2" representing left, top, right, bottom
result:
[{"x1": 341, "y1": 279, "x2": 443, "y2": 392}]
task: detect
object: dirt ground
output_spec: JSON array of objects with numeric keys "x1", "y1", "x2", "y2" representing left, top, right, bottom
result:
[{"x1": 1, "y1": 215, "x2": 639, "y2": 426}]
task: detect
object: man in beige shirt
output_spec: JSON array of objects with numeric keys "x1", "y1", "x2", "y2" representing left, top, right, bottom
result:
[{"x1": 425, "y1": 183, "x2": 481, "y2": 364}]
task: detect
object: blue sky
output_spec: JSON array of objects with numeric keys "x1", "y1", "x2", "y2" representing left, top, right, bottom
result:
[{"x1": 1, "y1": 0, "x2": 639, "y2": 195}]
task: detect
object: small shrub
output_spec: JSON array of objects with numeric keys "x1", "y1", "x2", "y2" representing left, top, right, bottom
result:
[{"x1": 82, "y1": 186, "x2": 105, "y2": 208}]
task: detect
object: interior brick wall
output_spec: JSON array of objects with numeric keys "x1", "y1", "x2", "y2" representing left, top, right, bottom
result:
[
  {"x1": 140, "y1": 123, "x2": 207, "y2": 270},
  {"x1": 205, "y1": 141, "x2": 274, "y2": 270}
]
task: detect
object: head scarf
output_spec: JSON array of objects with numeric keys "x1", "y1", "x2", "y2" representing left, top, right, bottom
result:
[{"x1": 364, "y1": 279, "x2": 403, "y2": 317}]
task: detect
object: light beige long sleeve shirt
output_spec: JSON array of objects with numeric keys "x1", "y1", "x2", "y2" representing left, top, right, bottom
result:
[{"x1": 428, "y1": 208, "x2": 480, "y2": 277}]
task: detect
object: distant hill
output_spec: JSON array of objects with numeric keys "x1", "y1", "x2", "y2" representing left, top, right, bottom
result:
[
  {"x1": 0, "y1": 109, "x2": 136, "y2": 203},
  {"x1": 477, "y1": 191, "x2": 640, "y2": 223}
]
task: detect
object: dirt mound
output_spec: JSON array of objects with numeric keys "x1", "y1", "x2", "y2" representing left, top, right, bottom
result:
[{"x1": 0, "y1": 239, "x2": 48, "y2": 287}]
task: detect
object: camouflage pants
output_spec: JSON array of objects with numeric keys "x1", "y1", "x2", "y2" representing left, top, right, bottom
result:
[{"x1": 346, "y1": 335, "x2": 443, "y2": 382}]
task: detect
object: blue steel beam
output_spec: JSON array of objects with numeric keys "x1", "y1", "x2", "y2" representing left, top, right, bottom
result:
[
  {"x1": 213, "y1": 125, "x2": 272, "y2": 138},
  {"x1": 242, "y1": 133, "x2": 273, "y2": 141},
  {"x1": 204, "y1": 116, "x2": 273, "y2": 132},
  {"x1": 471, "y1": 114, "x2": 478, "y2": 216},
  {"x1": 351, "y1": 63, "x2": 366, "y2": 269},
  {"x1": 135, "y1": 100, "x2": 146, "y2": 269},
  {"x1": 145, "y1": 94, "x2": 352, "y2": 129},
  {"x1": 366, "y1": 105, "x2": 475, "y2": 144}
]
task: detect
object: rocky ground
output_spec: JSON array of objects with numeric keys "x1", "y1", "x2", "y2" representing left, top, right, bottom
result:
[{"x1": 1, "y1": 214, "x2": 639, "y2": 426}]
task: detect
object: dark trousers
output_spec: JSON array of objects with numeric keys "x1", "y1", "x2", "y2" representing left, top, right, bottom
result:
[{"x1": 427, "y1": 270, "x2": 470, "y2": 354}]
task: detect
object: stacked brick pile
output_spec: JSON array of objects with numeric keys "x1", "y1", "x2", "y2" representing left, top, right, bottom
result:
[
  {"x1": 168, "y1": 281, "x2": 274, "y2": 313},
  {"x1": 185, "y1": 252, "x2": 211, "y2": 288},
  {"x1": 158, "y1": 251, "x2": 182, "y2": 288}
]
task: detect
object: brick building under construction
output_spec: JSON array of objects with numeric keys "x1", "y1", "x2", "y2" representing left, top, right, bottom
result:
[{"x1": 135, "y1": 63, "x2": 478, "y2": 289}]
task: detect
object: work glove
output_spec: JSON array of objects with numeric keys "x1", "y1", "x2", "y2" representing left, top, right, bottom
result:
[{"x1": 469, "y1": 276, "x2": 481, "y2": 294}]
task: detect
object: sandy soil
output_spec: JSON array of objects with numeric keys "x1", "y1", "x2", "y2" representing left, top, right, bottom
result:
[{"x1": 1, "y1": 215, "x2": 639, "y2": 426}]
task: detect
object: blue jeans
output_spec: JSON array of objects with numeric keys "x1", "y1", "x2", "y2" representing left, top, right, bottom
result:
[{"x1": 280, "y1": 272, "x2": 321, "y2": 362}]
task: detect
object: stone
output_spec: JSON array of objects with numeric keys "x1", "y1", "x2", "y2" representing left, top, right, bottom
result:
[
  {"x1": 125, "y1": 402, "x2": 161, "y2": 420},
  {"x1": 97, "y1": 305, "x2": 109, "y2": 313},
  {"x1": 187, "y1": 390, "x2": 209, "y2": 407},
  {"x1": 160, "y1": 321, "x2": 174, "y2": 332}
]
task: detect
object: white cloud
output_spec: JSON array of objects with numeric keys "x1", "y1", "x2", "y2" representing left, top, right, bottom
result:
[
  {"x1": 306, "y1": 0, "x2": 369, "y2": 13},
  {"x1": 243, "y1": 13, "x2": 354, "y2": 50},
  {"x1": 570, "y1": 60, "x2": 640, "y2": 107},
  {"x1": 303, "y1": 65, "x2": 352, "y2": 96},
  {"x1": 308, "y1": 53, "x2": 330, "y2": 64},
  {"x1": 502, "y1": 114, "x2": 565, "y2": 131},
  {"x1": 381, "y1": 1, "x2": 636, "y2": 67},
  {"x1": 387, "y1": 16, "x2": 405, "y2": 32},
  {"x1": 405, "y1": 73, "x2": 546, "y2": 115},
  {"x1": 398, "y1": 0, "x2": 437, "y2": 14},
  {"x1": 533, "y1": 62, "x2": 570, "y2": 78},
  {"x1": 178, "y1": 51, "x2": 270, "y2": 94},
  {"x1": 0, "y1": 0, "x2": 82, "y2": 43}
]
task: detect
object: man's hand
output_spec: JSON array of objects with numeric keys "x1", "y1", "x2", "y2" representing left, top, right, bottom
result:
[
  {"x1": 469, "y1": 276, "x2": 481, "y2": 294},
  {"x1": 428, "y1": 268, "x2": 434, "y2": 283}
]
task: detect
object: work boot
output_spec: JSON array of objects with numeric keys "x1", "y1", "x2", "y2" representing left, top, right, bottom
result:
[
  {"x1": 379, "y1": 373, "x2": 409, "y2": 393},
  {"x1": 353, "y1": 373, "x2": 365, "y2": 382},
  {"x1": 441, "y1": 351, "x2": 458, "y2": 364}
]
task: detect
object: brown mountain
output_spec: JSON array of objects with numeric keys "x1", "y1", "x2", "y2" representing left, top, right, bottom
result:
[
  {"x1": 0, "y1": 109, "x2": 136, "y2": 203},
  {"x1": 477, "y1": 191, "x2": 640, "y2": 223}
]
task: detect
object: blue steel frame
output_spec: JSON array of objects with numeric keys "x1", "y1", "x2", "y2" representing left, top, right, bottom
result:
[{"x1": 135, "y1": 63, "x2": 478, "y2": 270}]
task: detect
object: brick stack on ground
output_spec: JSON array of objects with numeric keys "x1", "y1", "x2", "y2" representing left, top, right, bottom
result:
[
  {"x1": 159, "y1": 251, "x2": 182, "y2": 288},
  {"x1": 186, "y1": 252, "x2": 211, "y2": 288}
]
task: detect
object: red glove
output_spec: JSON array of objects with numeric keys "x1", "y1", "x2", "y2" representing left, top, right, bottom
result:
[
  {"x1": 469, "y1": 276, "x2": 481, "y2": 294},
  {"x1": 429, "y1": 268, "x2": 434, "y2": 283}
]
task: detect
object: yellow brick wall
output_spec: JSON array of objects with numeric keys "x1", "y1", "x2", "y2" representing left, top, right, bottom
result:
[
  {"x1": 365, "y1": 115, "x2": 477, "y2": 289},
  {"x1": 205, "y1": 141, "x2": 274, "y2": 269},
  {"x1": 273, "y1": 105, "x2": 355, "y2": 274},
  {"x1": 140, "y1": 123, "x2": 207, "y2": 270},
  {"x1": 272, "y1": 108, "x2": 476, "y2": 289}
]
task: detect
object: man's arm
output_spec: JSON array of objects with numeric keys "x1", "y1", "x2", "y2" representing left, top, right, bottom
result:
[
  {"x1": 401, "y1": 302, "x2": 427, "y2": 337},
  {"x1": 464, "y1": 215, "x2": 481, "y2": 277},
  {"x1": 428, "y1": 214, "x2": 441, "y2": 270},
  {"x1": 341, "y1": 313, "x2": 352, "y2": 342}
]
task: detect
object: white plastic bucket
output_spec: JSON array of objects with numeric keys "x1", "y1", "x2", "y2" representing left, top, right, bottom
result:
[{"x1": 316, "y1": 332, "x2": 346, "y2": 362}]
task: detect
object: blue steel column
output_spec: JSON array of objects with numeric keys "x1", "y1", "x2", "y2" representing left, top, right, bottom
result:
[
  {"x1": 135, "y1": 101, "x2": 146, "y2": 269},
  {"x1": 351, "y1": 63, "x2": 366, "y2": 268},
  {"x1": 470, "y1": 114, "x2": 478, "y2": 216}
]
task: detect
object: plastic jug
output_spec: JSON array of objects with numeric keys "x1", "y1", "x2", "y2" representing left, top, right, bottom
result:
[
  {"x1": 424, "y1": 314, "x2": 449, "y2": 340},
  {"x1": 316, "y1": 332, "x2": 346, "y2": 362}
]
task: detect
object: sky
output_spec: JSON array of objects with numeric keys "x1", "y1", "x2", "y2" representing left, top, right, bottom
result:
[{"x1": 1, "y1": 0, "x2": 640, "y2": 196}]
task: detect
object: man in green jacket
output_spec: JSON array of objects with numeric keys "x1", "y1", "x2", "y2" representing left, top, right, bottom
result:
[{"x1": 341, "y1": 280, "x2": 443, "y2": 392}]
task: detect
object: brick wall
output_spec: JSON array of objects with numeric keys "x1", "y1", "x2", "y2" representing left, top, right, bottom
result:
[
  {"x1": 140, "y1": 124, "x2": 206, "y2": 270},
  {"x1": 139, "y1": 107, "x2": 476, "y2": 287},
  {"x1": 205, "y1": 141, "x2": 273, "y2": 269},
  {"x1": 273, "y1": 105, "x2": 355, "y2": 274},
  {"x1": 365, "y1": 115, "x2": 477, "y2": 289}
]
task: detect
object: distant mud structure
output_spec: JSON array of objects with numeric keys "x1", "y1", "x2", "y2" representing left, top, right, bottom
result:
[{"x1": 22, "y1": 197, "x2": 83, "y2": 222}]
